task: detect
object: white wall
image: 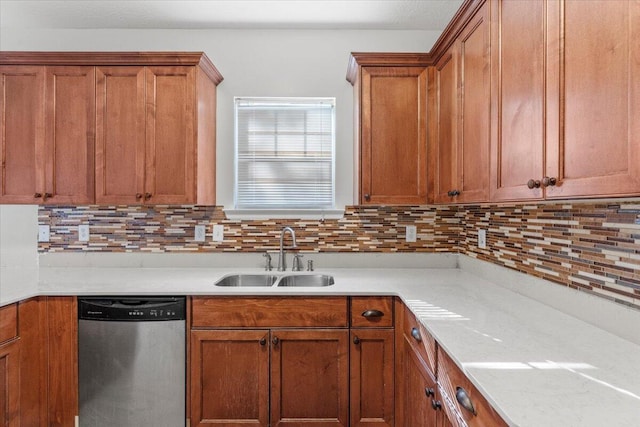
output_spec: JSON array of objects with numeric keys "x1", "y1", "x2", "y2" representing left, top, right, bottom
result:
[
  {"x1": 0, "y1": 205, "x2": 38, "y2": 268},
  {"x1": 0, "y1": 28, "x2": 440, "y2": 209}
]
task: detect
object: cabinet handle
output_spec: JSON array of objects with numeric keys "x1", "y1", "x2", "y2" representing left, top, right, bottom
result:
[
  {"x1": 526, "y1": 179, "x2": 541, "y2": 189},
  {"x1": 259, "y1": 337, "x2": 267, "y2": 346},
  {"x1": 135, "y1": 193, "x2": 143, "y2": 200},
  {"x1": 447, "y1": 190, "x2": 460, "y2": 197},
  {"x1": 272, "y1": 336, "x2": 279, "y2": 346},
  {"x1": 411, "y1": 327, "x2": 422, "y2": 342},
  {"x1": 541, "y1": 176, "x2": 557, "y2": 187},
  {"x1": 353, "y1": 336, "x2": 360, "y2": 345},
  {"x1": 144, "y1": 192, "x2": 152, "y2": 201},
  {"x1": 364, "y1": 194, "x2": 371, "y2": 202},
  {"x1": 43, "y1": 192, "x2": 52, "y2": 201},
  {"x1": 361, "y1": 309, "x2": 384, "y2": 318},
  {"x1": 456, "y1": 387, "x2": 477, "y2": 416},
  {"x1": 431, "y1": 400, "x2": 442, "y2": 411},
  {"x1": 425, "y1": 387, "x2": 435, "y2": 397},
  {"x1": 34, "y1": 193, "x2": 42, "y2": 198}
]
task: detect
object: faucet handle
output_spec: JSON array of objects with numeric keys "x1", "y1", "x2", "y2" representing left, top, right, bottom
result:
[
  {"x1": 307, "y1": 259, "x2": 314, "y2": 272},
  {"x1": 292, "y1": 254, "x2": 304, "y2": 272},
  {"x1": 262, "y1": 252, "x2": 273, "y2": 271}
]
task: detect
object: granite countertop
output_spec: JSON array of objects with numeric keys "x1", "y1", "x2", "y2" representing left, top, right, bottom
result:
[{"x1": 1, "y1": 254, "x2": 639, "y2": 426}]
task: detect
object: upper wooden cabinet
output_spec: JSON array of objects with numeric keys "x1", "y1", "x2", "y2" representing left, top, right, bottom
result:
[
  {"x1": 0, "y1": 52, "x2": 222, "y2": 205},
  {"x1": 433, "y1": 2, "x2": 490, "y2": 204},
  {"x1": 491, "y1": 0, "x2": 640, "y2": 201},
  {"x1": 348, "y1": 53, "x2": 430, "y2": 205}
]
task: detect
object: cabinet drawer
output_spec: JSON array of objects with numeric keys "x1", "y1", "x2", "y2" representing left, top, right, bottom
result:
[
  {"x1": 192, "y1": 297, "x2": 348, "y2": 328},
  {"x1": 402, "y1": 304, "x2": 437, "y2": 374},
  {"x1": 0, "y1": 304, "x2": 18, "y2": 344},
  {"x1": 350, "y1": 296, "x2": 393, "y2": 327},
  {"x1": 437, "y1": 348, "x2": 507, "y2": 427}
]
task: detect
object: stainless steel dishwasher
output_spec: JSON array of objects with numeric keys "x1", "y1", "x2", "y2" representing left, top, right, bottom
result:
[{"x1": 78, "y1": 297, "x2": 186, "y2": 427}]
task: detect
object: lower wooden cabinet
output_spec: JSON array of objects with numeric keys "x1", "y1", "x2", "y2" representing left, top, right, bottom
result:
[
  {"x1": 399, "y1": 334, "x2": 438, "y2": 427},
  {"x1": 0, "y1": 339, "x2": 20, "y2": 427}
]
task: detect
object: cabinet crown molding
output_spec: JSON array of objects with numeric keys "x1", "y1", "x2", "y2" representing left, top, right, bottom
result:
[
  {"x1": 0, "y1": 51, "x2": 223, "y2": 84},
  {"x1": 346, "y1": 52, "x2": 431, "y2": 84}
]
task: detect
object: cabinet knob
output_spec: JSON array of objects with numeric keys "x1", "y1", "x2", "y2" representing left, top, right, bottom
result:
[
  {"x1": 34, "y1": 193, "x2": 42, "y2": 198},
  {"x1": 526, "y1": 179, "x2": 541, "y2": 189},
  {"x1": 135, "y1": 193, "x2": 143, "y2": 200},
  {"x1": 259, "y1": 337, "x2": 267, "y2": 346},
  {"x1": 447, "y1": 190, "x2": 460, "y2": 197},
  {"x1": 456, "y1": 387, "x2": 477, "y2": 415},
  {"x1": 272, "y1": 336, "x2": 279, "y2": 346},
  {"x1": 411, "y1": 327, "x2": 422, "y2": 342},
  {"x1": 361, "y1": 309, "x2": 384, "y2": 318},
  {"x1": 431, "y1": 399, "x2": 442, "y2": 411},
  {"x1": 144, "y1": 192, "x2": 152, "y2": 201},
  {"x1": 425, "y1": 387, "x2": 435, "y2": 397},
  {"x1": 353, "y1": 336, "x2": 360, "y2": 345},
  {"x1": 43, "y1": 192, "x2": 52, "y2": 201},
  {"x1": 542, "y1": 176, "x2": 557, "y2": 187},
  {"x1": 364, "y1": 194, "x2": 371, "y2": 202}
]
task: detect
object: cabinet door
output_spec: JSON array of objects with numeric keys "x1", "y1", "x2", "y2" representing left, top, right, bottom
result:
[
  {"x1": 44, "y1": 66, "x2": 95, "y2": 204},
  {"x1": 190, "y1": 329, "x2": 269, "y2": 427},
  {"x1": 95, "y1": 66, "x2": 146, "y2": 204},
  {"x1": 545, "y1": 0, "x2": 640, "y2": 198},
  {"x1": 350, "y1": 329, "x2": 394, "y2": 427},
  {"x1": 271, "y1": 329, "x2": 349, "y2": 426},
  {"x1": 360, "y1": 66, "x2": 428, "y2": 205},
  {"x1": 490, "y1": 0, "x2": 546, "y2": 201},
  {"x1": 0, "y1": 66, "x2": 45, "y2": 203},
  {"x1": 399, "y1": 334, "x2": 438, "y2": 427},
  {"x1": 0, "y1": 339, "x2": 20, "y2": 427},
  {"x1": 145, "y1": 66, "x2": 196, "y2": 204}
]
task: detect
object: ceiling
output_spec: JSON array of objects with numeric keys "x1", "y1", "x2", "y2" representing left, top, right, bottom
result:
[{"x1": 0, "y1": 0, "x2": 463, "y2": 31}]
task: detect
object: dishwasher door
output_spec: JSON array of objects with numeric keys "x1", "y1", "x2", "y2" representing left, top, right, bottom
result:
[{"x1": 78, "y1": 297, "x2": 186, "y2": 427}]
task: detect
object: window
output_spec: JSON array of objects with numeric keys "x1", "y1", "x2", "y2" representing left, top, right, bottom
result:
[{"x1": 233, "y1": 97, "x2": 336, "y2": 216}]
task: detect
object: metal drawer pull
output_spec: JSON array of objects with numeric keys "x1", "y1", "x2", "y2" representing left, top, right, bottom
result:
[
  {"x1": 361, "y1": 309, "x2": 384, "y2": 318},
  {"x1": 431, "y1": 400, "x2": 442, "y2": 410},
  {"x1": 425, "y1": 387, "x2": 435, "y2": 397},
  {"x1": 411, "y1": 327, "x2": 422, "y2": 342},
  {"x1": 456, "y1": 386, "x2": 477, "y2": 416}
]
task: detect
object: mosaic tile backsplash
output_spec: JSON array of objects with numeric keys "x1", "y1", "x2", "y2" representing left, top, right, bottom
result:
[{"x1": 39, "y1": 202, "x2": 640, "y2": 309}]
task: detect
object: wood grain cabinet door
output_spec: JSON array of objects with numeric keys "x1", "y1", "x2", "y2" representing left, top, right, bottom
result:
[
  {"x1": 0, "y1": 339, "x2": 20, "y2": 427},
  {"x1": 545, "y1": 0, "x2": 640, "y2": 198},
  {"x1": 270, "y1": 329, "x2": 349, "y2": 426},
  {"x1": 44, "y1": 66, "x2": 95, "y2": 204},
  {"x1": 360, "y1": 66, "x2": 428, "y2": 205},
  {"x1": 399, "y1": 334, "x2": 438, "y2": 427},
  {"x1": 145, "y1": 66, "x2": 196, "y2": 204},
  {"x1": 0, "y1": 66, "x2": 45, "y2": 203},
  {"x1": 489, "y1": 0, "x2": 546, "y2": 201},
  {"x1": 95, "y1": 66, "x2": 146, "y2": 204},
  {"x1": 350, "y1": 328, "x2": 394, "y2": 427},
  {"x1": 190, "y1": 329, "x2": 269, "y2": 427}
]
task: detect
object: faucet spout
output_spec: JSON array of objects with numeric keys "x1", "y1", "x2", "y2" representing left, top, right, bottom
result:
[{"x1": 277, "y1": 226, "x2": 297, "y2": 271}]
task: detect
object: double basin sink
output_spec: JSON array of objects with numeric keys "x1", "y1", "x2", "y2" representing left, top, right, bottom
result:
[{"x1": 215, "y1": 273, "x2": 334, "y2": 287}]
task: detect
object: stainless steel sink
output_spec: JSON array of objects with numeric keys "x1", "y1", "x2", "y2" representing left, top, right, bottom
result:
[
  {"x1": 277, "y1": 274, "x2": 335, "y2": 287},
  {"x1": 214, "y1": 274, "x2": 278, "y2": 287}
]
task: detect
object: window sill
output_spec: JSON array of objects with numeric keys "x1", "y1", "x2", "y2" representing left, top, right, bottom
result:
[{"x1": 224, "y1": 208, "x2": 344, "y2": 221}]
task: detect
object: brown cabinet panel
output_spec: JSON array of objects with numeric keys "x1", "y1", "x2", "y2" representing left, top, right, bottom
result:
[
  {"x1": 190, "y1": 329, "x2": 269, "y2": 426},
  {"x1": 350, "y1": 329, "x2": 394, "y2": 427},
  {"x1": 350, "y1": 296, "x2": 394, "y2": 328},
  {"x1": 192, "y1": 297, "x2": 348, "y2": 328},
  {"x1": 0, "y1": 66, "x2": 45, "y2": 203},
  {"x1": 400, "y1": 334, "x2": 438, "y2": 427},
  {"x1": 358, "y1": 64, "x2": 429, "y2": 205},
  {"x1": 490, "y1": 0, "x2": 546, "y2": 201},
  {"x1": 545, "y1": 0, "x2": 640, "y2": 198},
  {"x1": 45, "y1": 66, "x2": 95, "y2": 204},
  {"x1": 271, "y1": 329, "x2": 349, "y2": 426},
  {"x1": 95, "y1": 66, "x2": 146, "y2": 204},
  {"x1": 145, "y1": 66, "x2": 196, "y2": 204},
  {"x1": 0, "y1": 339, "x2": 20, "y2": 427},
  {"x1": 0, "y1": 304, "x2": 17, "y2": 344},
  {"x1": 434, "y1": 51, "x2": 458, "y2": 203}
]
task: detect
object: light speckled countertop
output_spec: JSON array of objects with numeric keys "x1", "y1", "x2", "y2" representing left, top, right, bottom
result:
[{"x1": 1, "y1": 254, "x2": 639, "y2": 426}]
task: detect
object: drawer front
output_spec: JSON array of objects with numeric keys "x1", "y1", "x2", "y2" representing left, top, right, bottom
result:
[
  {"x1": 350, "y1": 296, "x2": 394, "y2": 327},
  {"x1": 402, "y1": 304, "x2": 437, "y2": 375},
  {"x1": 437, "y1": 348, "x2": 508, "y2": 427},
  {"x1": 192, "y1": 297, "x2": 348, "y2": 328},
  {"x1": 0, "y1": 304, "x2": 18, "y2": 344}
]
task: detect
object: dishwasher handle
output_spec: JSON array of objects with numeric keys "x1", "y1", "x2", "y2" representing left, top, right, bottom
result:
[{"x1": 79, "y1": 297, "x2": 186, "y2": 321}]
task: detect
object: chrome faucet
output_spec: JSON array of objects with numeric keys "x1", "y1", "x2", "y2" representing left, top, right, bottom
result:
[{"x1": 277, "y1": 226, "x2": 297, "y2": 271}]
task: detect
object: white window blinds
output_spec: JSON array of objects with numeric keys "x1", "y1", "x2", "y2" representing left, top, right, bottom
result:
[{"x1": 234, "y1": 97, "x2": 335, "y2": 210}]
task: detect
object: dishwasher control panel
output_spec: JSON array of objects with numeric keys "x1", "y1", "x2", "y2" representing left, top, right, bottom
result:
[{"x1": 78, "y1": 297, "x2": 186, "y2": 321}]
